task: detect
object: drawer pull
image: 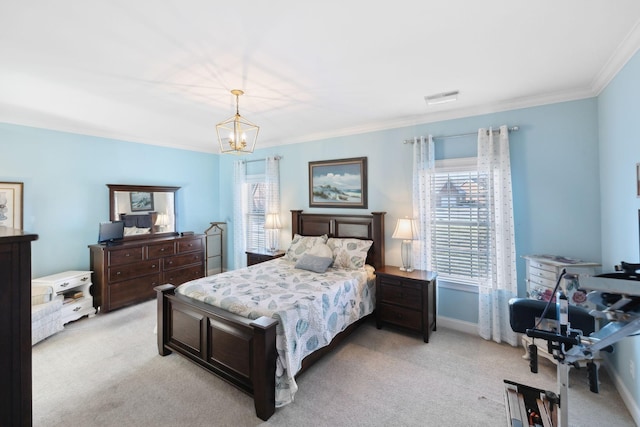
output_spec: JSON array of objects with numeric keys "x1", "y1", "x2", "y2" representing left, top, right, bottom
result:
[
  {"x1": 125, "y1": 253, "x2": 131, "y2": 257},
  {"x1": 61, "y1": 282, "x2": 69, "y2": 287},
  {"x1": 152, "y1": 264, "x2": 157, "y2": 268},
  {"x1": 81, "y1": 276, "x2": 89, "y2": 281},
  {"x1": 168, "y1": 261, "x2": 173, "y2": 265},
  {"x1": 395, "y1": 313, "x2": 404, "y2": 319},
  {"x1": 116, "y1": 271, "x2": 122, "y2": 275},
  {"x1": 73, "y1": 306, "x2": 81, "y2": 312},
  {"x1": 160, "y1": 248, "x2": 165, "y2": 252}
]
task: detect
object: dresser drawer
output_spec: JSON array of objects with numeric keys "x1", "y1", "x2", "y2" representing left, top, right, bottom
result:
[
  {"x1": 378, "y1": 282, "x2": 421, "y2": 309},
  {"x1": 109, "y1": 259, "x2": 160, "y2": 282},
  {"x1": 377, "y1": 303, "x2": 422, "y2": 331},
  {"x1": 108, "y1": 274, "x2": 161, "y2": 310},
  {"x1": 148, "y1": 242, "x2": 176, "y2": 259},
  {"x1": 529, "y1": 266, "x2": 557, "y2": 282},
  {"x1": 165, "y1": 252, "x2": 204, "y2": 270},
  {"x1": 61, "y1": 297, "x2": 94, "y2": 323},
  {"x1": 33, "y1": 271, "x2": 92, "y2": 294},
  {"x1": 177, "y1": 237, "x2": 203, "y2": 253},
  {"x1": 164, "y1": 264, "x2": 204, "y2": 285},
  {"x1": 527, "y1": 273, "x2": 556, "y2": 289},
  {"x1": 109, "y1": 246, "x2": 145, "y2": 266}
]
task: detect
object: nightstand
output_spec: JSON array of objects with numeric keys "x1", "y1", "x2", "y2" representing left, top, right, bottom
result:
[
  {"x1": 375, "y1": 266, "x2": 437, "y2": 343},
  {"x1": 246, "y1": 249, "x2": 285, "y2": 266}
]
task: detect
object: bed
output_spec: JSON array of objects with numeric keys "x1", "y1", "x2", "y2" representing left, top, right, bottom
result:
[{"x1": 155, "y1": 210, "x2": 385, "y2": 420}]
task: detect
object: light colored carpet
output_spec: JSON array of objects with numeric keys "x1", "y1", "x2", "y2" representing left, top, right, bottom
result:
[{"x1": 32, "y1": 300, "x2": 635, "y2": 427}]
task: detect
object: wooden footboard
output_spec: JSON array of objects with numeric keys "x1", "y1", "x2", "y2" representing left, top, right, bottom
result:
[{"x1": 155, "y1": 284, "x2": 278, "y2": 420}]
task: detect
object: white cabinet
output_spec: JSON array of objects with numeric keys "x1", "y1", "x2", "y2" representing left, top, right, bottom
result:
[
  {"x1": 522, "y1": 255, "x2": 600, "y2": 367},
  {"x1": 32, "y1": 270, "x2": 96, "y2": 325}
]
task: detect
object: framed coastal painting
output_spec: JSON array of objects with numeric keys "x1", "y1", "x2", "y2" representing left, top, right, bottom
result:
[
  {"x1": 0, "y1": 182, "x2": 24, "y2": 229},
  {"x1": 130, "y1": 191, "x2": 154, "y2": 212},
  {"x1": 309, "y1": 157, "x2": 368, "y2": 208},
  {"x1": 637, "y1": 163, "x2": 640, "y2": 197}
]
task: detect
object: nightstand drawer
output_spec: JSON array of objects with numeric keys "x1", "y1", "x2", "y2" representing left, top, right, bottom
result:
[
  {"x1": 377, "y1": 303, "x2": 421, "y2": 331},
  {"x1": 378, "y1": 283, "x2": 421, "y2": 309}
]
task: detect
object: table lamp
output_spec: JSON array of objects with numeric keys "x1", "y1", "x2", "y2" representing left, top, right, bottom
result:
[
  {"x1": 264, "y1": 213, "x2": 281, "y2": 252},
  {"x1": 392, "y1": 217, "x2": 418, "y2": 272}
]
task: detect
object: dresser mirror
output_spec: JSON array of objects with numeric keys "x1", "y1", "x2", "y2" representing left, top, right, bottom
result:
[{"x1": 107, "y1": 184, "x2": 179, "y2": 239}]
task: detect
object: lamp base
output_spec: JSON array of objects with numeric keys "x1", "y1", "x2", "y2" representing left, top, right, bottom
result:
[{"x1": 400, "y1": 240, "x2": 413, "y2": 273}]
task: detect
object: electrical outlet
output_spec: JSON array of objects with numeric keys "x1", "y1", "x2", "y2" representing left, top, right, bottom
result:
[{"x1": 631, "y1": 359, "x2": 636, "y2": 380}]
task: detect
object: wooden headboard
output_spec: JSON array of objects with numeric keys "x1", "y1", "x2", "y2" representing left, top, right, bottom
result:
[{"x1": 291, "y1": 210, "x2": 386, "y2": 270}]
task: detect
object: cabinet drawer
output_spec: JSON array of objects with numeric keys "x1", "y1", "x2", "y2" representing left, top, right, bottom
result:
[
  {"x1": 177, "y1": 238, "x2": 203, "y2": 253},
  {"x1": 148, "y1": 242, "x2": 176, "y2": 259},
  {"x1": 529, "y1": 266, "x2": 557, "y2": 282},
  {"x1": 109, "y1": 247, "x2": 144, "y2": 266},
  {"x1": 164, "y1": 264, "x2": 204, "y2": 285},
  {"x1": 165, "y1": 252, "x2": 204, "y2": 270},
  {"x1": 377, "y1": 303, "x2": 421, "y2": 331},
  {"x1": 109, "y1": 259, "x2": 160, "y2": 282},
  {"x1": 378, "y1": 283, "x2": 421, "y2": 309},
  {"x1": 528, "y1": 274, "x2": 556, "y2": 289},
  {"x1": 108, "y1": 274, "x2": 161, "y2": 310},
  {"x1": 61, "y1": 297, "x2": 94, "y2": 323},
  {"x1": 527, "y1": 260, "x2": 557, "y2": 273},
  {"x1": 33, "y1": 272, "x2": 92, "y2": 294}
]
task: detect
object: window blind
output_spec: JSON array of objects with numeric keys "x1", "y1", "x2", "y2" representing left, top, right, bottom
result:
[
  {"x1": 246, "y1": 177, "x2": 266, "y2": 250},
  {"x1": 431, "y1": 168, "x2": 489, "y2": 282}
]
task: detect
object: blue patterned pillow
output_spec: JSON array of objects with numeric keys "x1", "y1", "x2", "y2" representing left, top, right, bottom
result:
[
  {"x1": 295, "y1": 254, "x2": 333, "y2": 273},
  {"x1": 285, "y1": 234, "x2": 328, "y2": 261},
  {"x1": 327, "y1": 238, "x2": 373, "y2": 270}
]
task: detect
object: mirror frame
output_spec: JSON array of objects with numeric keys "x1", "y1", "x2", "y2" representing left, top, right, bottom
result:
[{"x1": 107, "y1": 184, "x2": 180, "y2": 240}]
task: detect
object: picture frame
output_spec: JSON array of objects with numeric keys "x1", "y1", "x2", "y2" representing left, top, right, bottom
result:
[
  {"x1": 637, "y1": 163, "x2": 640, "y2": 197},
  {"x1": 309, "y1": 157, "x2": 368, "y2": 208},
  {"x1": 129, "y1": 191, "x2": 154, "y2": 212},
  {"x1": 0, "y1": 181, "x2": 24, "y2": 229}
]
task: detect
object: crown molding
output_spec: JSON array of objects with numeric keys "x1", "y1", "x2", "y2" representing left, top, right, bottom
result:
[{"x1": 591, "y1": 19, "x2": 640, "y2": 95}]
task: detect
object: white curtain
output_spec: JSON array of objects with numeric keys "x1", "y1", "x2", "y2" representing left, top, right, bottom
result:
[
  {"x1": 264, "y1": 156, "x2": 281, "y2": 248},
  {"x1": 477, "y1": 125, "x2": 518, "y2": 346},
  {"x1": 412, "y1": 135, "x2": 435, "y2": 271},
  {"x1": 232, "y1": 160, "x2": 247, "y2": 270},
  {"x1": 265, "y1": 156, "x2": 281, "y2": 216}
]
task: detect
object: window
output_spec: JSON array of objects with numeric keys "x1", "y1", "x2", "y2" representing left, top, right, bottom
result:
[
  {"x1": 431, "y1": 158, "x2": 489, "y2": 284},
  {"x1": 245, "y1": 174, "x2": 266, "y2": 250}
]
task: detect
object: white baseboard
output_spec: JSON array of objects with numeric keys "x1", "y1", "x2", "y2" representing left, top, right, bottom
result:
[
  {"x1": 437, "y1": 315, "x2": 478, "y2": 336},
  {"x1": 603, "y1": 361, "x2": 640, "y2": 425}
]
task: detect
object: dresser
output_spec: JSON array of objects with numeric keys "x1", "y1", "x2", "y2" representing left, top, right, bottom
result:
[
  {"x1": 375, "y1": 266, "x2": 438, "y2": 343},
  {"x1": 0, "y1": 228, "x2": 38, "y2": 427},
  {"x1": 32, "y1": 270, "x2": 96, "y2": 325},
  {"x1": 89, "y1": 234, "x2": 205, "y2": 313}
]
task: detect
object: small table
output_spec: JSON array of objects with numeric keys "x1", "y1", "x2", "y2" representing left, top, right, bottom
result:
[
  {"x1": 375, "y1": 266, "x2": 437, "y2": 343},
  {"x1": 246, "y1": 249, "x2": 285, "y2": 266}
]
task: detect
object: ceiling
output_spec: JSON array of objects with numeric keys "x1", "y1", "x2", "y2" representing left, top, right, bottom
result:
[{"x1": 2, "y1": 1, "x2": 640, "y2": 154}]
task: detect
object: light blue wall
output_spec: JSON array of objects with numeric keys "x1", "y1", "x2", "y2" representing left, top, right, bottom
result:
[
  {"x1": 0, "y1": 123, "x2": 219, "y2": 277},
  {"x1": 597, "y1": 49, "x2": 640, "y2": 413},
  {"x1": 218, "y1": 98, "x2": 602, "y2": 323}
]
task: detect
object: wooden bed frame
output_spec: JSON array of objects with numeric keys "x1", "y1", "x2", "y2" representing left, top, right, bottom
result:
[{"x1": 155, "y1": 210, "x2": 385, "y2": 420}]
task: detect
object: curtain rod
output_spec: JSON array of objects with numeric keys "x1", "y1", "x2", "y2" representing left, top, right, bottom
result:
[
  {"x1": 242, "y1": 155, "x2": 282, "y2": 164},
  {"x1": 403, "y1": 126, "x2": 519, "y2": 144}
]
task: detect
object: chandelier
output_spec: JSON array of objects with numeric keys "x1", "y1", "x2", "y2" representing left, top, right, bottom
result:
[{"x1": 216, "y1": 89, "x2": 259, "y2": 154}]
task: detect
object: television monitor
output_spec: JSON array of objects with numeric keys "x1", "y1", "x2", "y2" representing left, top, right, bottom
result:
[{"x1": 98, "y1": 221, "x2": 124, "y2": 245}]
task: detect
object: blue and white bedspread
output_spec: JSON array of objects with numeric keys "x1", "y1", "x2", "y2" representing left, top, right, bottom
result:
[{"x1": 175, "y1": 258, "x2": 376, "y2": 407}]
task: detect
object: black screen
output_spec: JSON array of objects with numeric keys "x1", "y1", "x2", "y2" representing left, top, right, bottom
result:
[{"x1": 98, "y1": 221, "x2": 125, "y2": 244}]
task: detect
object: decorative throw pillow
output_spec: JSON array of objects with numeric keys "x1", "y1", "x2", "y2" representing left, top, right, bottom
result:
[
  {"x1": 327, "y1": 238, "x2": 373, "y2": 270},
  {"x1": 295, "y1": 254, "x2": 333, "y2": 273},
  {"x1": 285, "y1": 234, "x2": 328, "y2": 262}
]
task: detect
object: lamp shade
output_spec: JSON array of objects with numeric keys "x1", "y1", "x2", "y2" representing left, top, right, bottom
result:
[
  {"x1": 392, "y1": 218, "x2": 418, "y2": 240},
  {"x1": 264, "y1": 213, "x2": 281, "y2": 230}
]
